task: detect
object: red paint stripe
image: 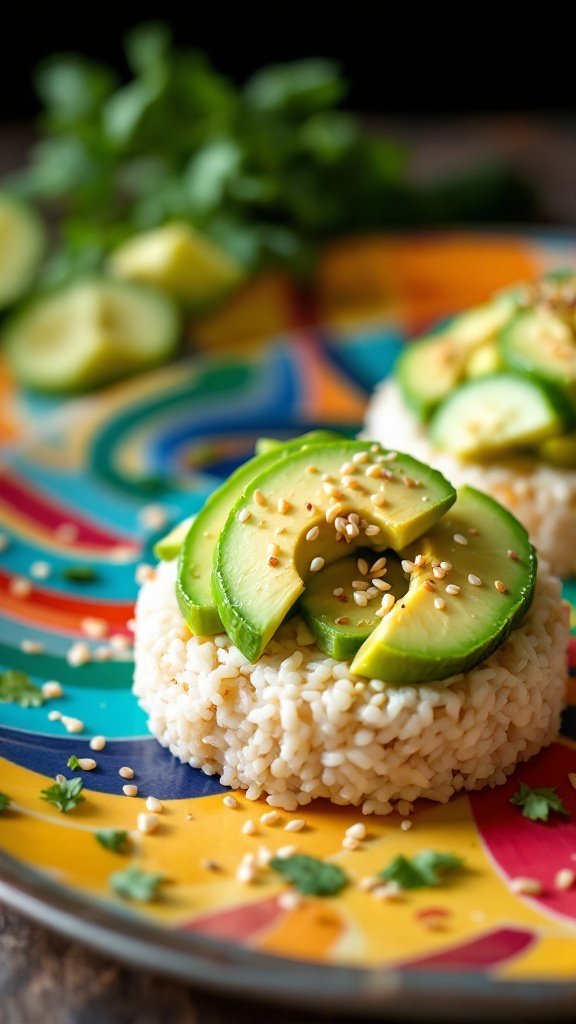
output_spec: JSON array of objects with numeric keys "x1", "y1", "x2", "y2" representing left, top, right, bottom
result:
[
  {"x1": 0, "y1": 472, "x2": 138, "y2": 551},
  {"x1": 403, "y1": 926, "x2": 534, "y2": 971},
  {"x1": 180, "y1": 895, "x2": 282, "y2": 941}
]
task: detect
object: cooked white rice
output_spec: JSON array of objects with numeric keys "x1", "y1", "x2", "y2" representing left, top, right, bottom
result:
[
  {"x1": 133, "y1": 557, "x2": 568, "y2": 815},
  {"x1": 365, "y1": 379, "x2": 576, "y2": 578}
]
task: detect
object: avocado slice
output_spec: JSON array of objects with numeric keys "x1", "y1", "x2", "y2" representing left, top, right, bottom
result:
[
  {"x1": 153, "y1": 516, "x2": 195, "y2": 561},
  {"x1": 538, "y1": 431, "x2": 576, "y2": 468},
  {"x1": 350, "y1": 486, "x2": 536, "y2": 684},
  {"x1": 255, "y1": 430, "x2": 343, "y2": 456},
  {"x1": 499, "y1": 304, "x2": 576, "y2": 410},
  {"x1": 177, "y1": 431, "x2": 347, "y2": 635},
  {"x1": 213, "y1": 441, "x2": 455, "y2": 661},
  {"x1": 299, "y1": 550, "x2": 409, "y2": 660}
]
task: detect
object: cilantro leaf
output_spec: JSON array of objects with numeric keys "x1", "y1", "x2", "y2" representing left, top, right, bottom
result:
[
  {"x1": 510, "y1": 782, "x2": 569, "y2": 823},
  {"x1": 0, "y1": 671, "x2": 44, "y2": 708},
  {"x1": 380, "y1": 851, "x2": 464, "y2": 890},
  {"x1": 40, "y1": 777, "x2": 85, "y2": 813},
  {"x1": 0, "y1": 792, "x2": 11, "y2": 812},
  {"x1": 96, "y1": 830, "x2": 131, "y2": 853},
  {"x1": 110, "y1": 865, "x2": 166, "y2": 901},
  {"x1": 270, "y1": 854, "x2": 348, "y2": 896},
  {"x1": 67, "y1": 755, "x2": 81, "y2": 770}
]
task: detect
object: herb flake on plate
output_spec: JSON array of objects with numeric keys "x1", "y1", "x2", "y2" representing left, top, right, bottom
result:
[
  {"x1": 0, "y1": 792, "x2": 11, "y2": 812},
  {"x1": 0, "y1": 670, "x2": 44, "y2": 707},
  {"x1": 110, "y1": 865, "x2": 166, "y2": 901},
  {"x1": 67, "y1": 754, "x2": 81, "y2": 770},
  {"x1": 40, "y1": 776, "x2": 85, "y2": 813},
  {"x1": 510, "y1": 782, "x2": 569, "y2": 823},
  {"x1": 62, "y1": 565, "x2": 99, "y2": 583},
  {"x1": 270, "y1": 854, "x2": 348, "y2": 896},
  {"x1": 380, "y1": 850, "x2": 464, "y2": 890},
  {"x1": 96, "y1": 829, "x2": 131, "y2": 853}
]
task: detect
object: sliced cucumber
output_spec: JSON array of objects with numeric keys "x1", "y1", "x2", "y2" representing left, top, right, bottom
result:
[
  {"x1": 499, "y1": 307, "x2": 576, "y2": 408},
  {"x1": 0, "y1": 193, "x2": 45, "y2": 310},
  {"x1": 430, "y1": 373, "x2": 570, "y2": 461},
  {"x1": 395, "y1": 296, "x2": 515, "y2": 421},
  {"x1": 4, "y1": 278, "x2": 180, "y2": 393}
]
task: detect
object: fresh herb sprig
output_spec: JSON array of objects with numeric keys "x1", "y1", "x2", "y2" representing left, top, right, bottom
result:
[
  {"x1": 380, "y1": 851, "x2": 464, "y2": 890},
  {"x1": 110, "y1": 865, "x2": 166, "y2": 901},
  {"x1": 40, "y1": 776, "x2": 85, "y2": 813},
  {"x1": 510, "y1": 782, "x2": 570, "y2": 823},
  {"x1": 270, "y1": 854, "x2": 348, "y2": 896},
  {"x1": 96, "y1": 830, "x2": 131, "y2": 853},
  {"x1": 0, "y1": 670, "x2": 44, "y2": 708}
]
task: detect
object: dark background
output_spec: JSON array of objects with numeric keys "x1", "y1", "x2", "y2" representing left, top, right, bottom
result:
[{"x1": 1, "y1": 2, "x2": 576, "y2": 119}]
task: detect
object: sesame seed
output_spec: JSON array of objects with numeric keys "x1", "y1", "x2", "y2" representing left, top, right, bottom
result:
[
  {"x1": 401, "y1": 559, "x2": 415, "y2": 573},
  {"x1": 454, "y1": 534, "x2": 468, "y2": 545},
  {"x1": 402, "y1": 475, "x2": 416, "y2": 488},
  {"x1": 242, "y1": 819, "x2": 257, "y2": 836},
  {"x1": 346, "y1": 822, "x2": 367, "y2": 840},
  {"x1": 310, "y1": 557, "x2": 325, "y2": 573},
  {"x1": 381, "y1": 593, "x2": 396, "y2": 612},
  {"x1": 343, "y1": 476, "x2": 361, "y2": 489},
  {"x1": 94, "y1": 646, "x2": 112, "y2": 661},
  {"x1": 326, "y1": 504, "x2": 344, "y2": 524},
  {"x1": 146, "y1": 796, "x2": 163, "y2": 813},
  {"x1": 370, "y1": 493, "x2": 385, "y2": 506},
  {"x1": 284, "y1": 818, "x2": 305, "y2": 833},
  {"x1": 349, "y1": 513, "x2": 360, "y2": 525},
  {"x1": 434, "y1": 597, "x2": 446, "y2": 611},
  {"x1": 66, "y1": 642, "x2": 91, "y2": 667},
  {"x1": 352, "y1": 580, "x2": 369, "y2": 590},
  {"x1": 354, "y1": 591, "x2": 368, "y2": 607},
  {"x1": 21, "y1": 639, "x2": 43, "y2": 654},
  {"x1": 495, "y1": 579, "x2": 508, "y2": 594},
  {"x1": 371, "y1": 557, "x2": 386, "y2": 572},
  {"x1": 122, "y1": 784, "x2": 138, "y2": 798},
  {"x1": 366, "y1": 587, "x2": 379, "y2": 599},
  {"x1": 555, "y1": 868, "x2": 575, "y2": 891},
  {"x1": 321, "y1": 473, "x2": 334, "y2": 483},
  {"x1": 414, "y1": 554, "x2": 426, "y2": 567},
  {"x1": 61, "y1": 715, "x2": 84, "y2": 734},
  {"x1": 372, "y1": 883, "x2": 403, "y2": 901},
  {"x1": 400, "y1": 820, "x2": 412, "y2": 831},
  {"x1": 30, "y1": 560, "x2": 51, "y2": 580},
  {"x1": 357, "y1": 557, "x2": 369, "y2": 576},
  {"x1": 509, "y1": 876, "x2": 542, "y2": 896},
  {"x1": 440, "y1": 562, "x2": 452, "y2": 572},
  {"x1": 306, "y1": 526, "x2": 320, "y2": 542},
  {"x1": 352, "y1": 452, "x2": 369, "y2": 464},
  {"x1": 305, "y1": 502, "x2": 314, "y2": 511},
  {"x1": 77, "y1": 758, "x2": 97, "y2": 771},
  {"x1": 267, "y1": 543, "x2": 279, "y2": 557},
  {"x1": 236, "y1": 863, "x2": 256, "y2": 884},
  {"x1": 80, "y1": 616, "x2": 108, "y2": 639},
  {"x1": 423, "y1": 580, "x2": 436, "y2": 593},
  {"x1": 254, "y1": 489, "x2": 266, "y2": 507},
  {"x1": 10, "y1": 577, "x2": 32, "y2": 598},
  {"x1": 135, "y1": 563, "x2": 155, "y2": 585},
  {"x1": 445, "y1": 584, "x2": 460, "y2": 595},
  {"x1": 342, "y1": 836, "x2": 360, "y2": 851},
  {"x1": 334, "y1": 516, "x2": 348, "y2": 533},
  {"x1": 278, "y1": 891, "x2": 303, "y2": 911},
  {"x1": 379, "y1": 451, "x2": 398, "y2": 462},
  {"x1": 432, "y1": 566, "x2": 446, "y2": 580},
  {"x1": 48, "y1": 710, "x2": 62, "y2": 722},
  {"x1": 335, "y1": 616, "x2": 350, "y2": 625},
  {"x1": 223, "y1": 794, "x2": 238, "y2": 808},
  {"x1": 305, "y1": 465, "x2": 318, "y2": 474},
  {"x1": 90, "y1": 735, "x2": 106, "y2": 751},
  {"x1": 268, "y1": 556, "x2": 279, "y2": 567},
  {"x1": 275, "y1": 526, "x2": 285, "y2": 535},
  {"x1": 365, "y1": 464, "x2": 382, "y2": 478},
  {"x1": 340, "y1": 462, "x2": 356, "y2": 475},
  {"x1": 370, "y1": 444, "x2": 380, "y2": 452},
  {"x1": 276, "y1": 844, "x2": 297, "y2": 859},
  {"x1": 333, "y1": 587, "x2": 344, "y2": 597},
  {"x1": 468, "y1": 574, "x2": 482, "y2": 586},
  {"x1": 119, "y1": 766, "x2": 134, "y2": 780},
  {"x1": 358, "y1": 875, "x2": 380, "y2": 892},
  {"x1": 372, "y1": 578, "x2": 391, "y2": 591},
  {"x1": 365, "y1": 524, "x2": 380, "y2": 537},
  {"x1": 508, "y1": 549, "x2": 520, "y2": 561},
  {"x1": 42, "y1": 681, "x2": 63, "y2": 700},
  {"x1": 238, "y1": 508, "x2": 251, "y2": 523},
  {"x1": 260, "y1": 810, "x2": 280, "y2": 826},
  {"x1": 346, "y1": 522, "x2": 360, "y2": 539}
]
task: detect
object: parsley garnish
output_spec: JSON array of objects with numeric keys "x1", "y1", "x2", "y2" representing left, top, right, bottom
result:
[
  {"x1": 380, "y1": 850, "x2": 464, "y2": 890},
  {"x1": 96, "y1": 830, "x2": 131, "y2": 853},
  {"x1": 40, "y1": 776, "x2": 85, "y2": 813},
  {"x1": 67, "y1": 755, "x2": 81, "y2": 770},
  {"x1": 62, "y1": 565, "x2": 99, "y2": 583},
  {"x1": 0, "y1": 670, "x2": 44, "y2": 708},
  {"x1": 510, "y1": 782, "x2": 569, "y2": 823},
  {"x1": 0, "y1": 792, "x2": 11, "y2": 812},
  {"x1": 270, "y1": 854, "x2": 348, "y2": 896},
  {"x1": 110, "y1": 865, "x2": 166, "y2": 902}
]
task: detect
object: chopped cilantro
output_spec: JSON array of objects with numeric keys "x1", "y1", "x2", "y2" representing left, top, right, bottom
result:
[
  {"x1": 67, "y1": 755, "x2": 81, "y2": 770},
  {"x1": 62, "y1": 565, "x2": 99, "y2": 583},
  {"x1": 380, "y1": 850, "x2": 464, "y2": 890},
  {"x1": 510, "y1": 782, "x2": 569, "y2": 823},
  {"x1": 270, "y1": 854, "x2": 348, "y2": 896},
  {"x1": 110, "y1": 865, "x2": 166, "y2": 901},
  {"x1": 0, "y1": 792, "x2": 11, "y2": 812},
  {"x1": 0, "y1": 670, "x2": 44, "y2": 707},
  {"x1": 40, "y1": 776, "x2": 85, "y2": 813},
  {"x1": 96, "y1": 829, "x2": 130, "y2": 853}
]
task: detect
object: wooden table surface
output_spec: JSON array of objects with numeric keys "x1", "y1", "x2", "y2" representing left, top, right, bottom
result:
[{"x1": 1, "y1": 113, "x2": 576, "y2": 1024}]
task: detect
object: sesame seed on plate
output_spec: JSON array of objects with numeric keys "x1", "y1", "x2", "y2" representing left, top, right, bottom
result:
[
  {"x1": 30, "y1": 560, "x2": 51, "y2": 580},
  {"x1": 90, "y1": 735, "x2": 106, "y2": 751},
  {"x1": 342, "y1": 835, "x2": 360, "y2": 851},
  {"x1": 267, "y1": 543, "x2": 279, "y2": 557},
  {"x1": 445, "y1": 584, "x2": 460, "y2": 595},
  {"x1": 334, "y1": 516, "x2": 348, "y2": 533},
  {"x1": 366, "y1": 587, "x2": 379, "y2": 599},
  {"x1": 276, "y1": 844, "x2": 297, "y2": 859},
  {"x1": 236, "y1": 863, "x2": 256, "y2": 884},
  {"x1": 260, "y1": 810, "x2": 280, "y2": 826},
  {"x1": 277, "y1": 498, "x2": 292, "y2": 514},
  {"x1": 305, "y1": 465, "x2": 318, "y2": 474},
  {"x1": 354, "y1": 592, "x2": 368, "y2": 607},
  {"x1": 335, "y1": 616, "x2": 349, "y2": 625},
  {"x1": 146, "y1": 796, "x2": 163, "y2": 813},
  {"x1": 9, "y1": 577, "x2": 32, "y2": 598},
  {"x1": 77, "y1": 758, "x2": 97, "y2": 771},
  {"x1": 379, "y1": 451, "x2": 398, "y2": 462},
  {"x1": 440, "y1": 561, "x2": 452, "y2": 571},
  {"x1": 365, "y1": 464, "x2": 382, "y2": 479},
  {"x1": 278, "y1": 891, "x2": 303, "y2": 911},
  {"x1": 555, "y1": 868, "x2": 575, "y2": 891},
  {"x1": 346, "y1": 522, "x2": 360, "y2": 539},
  {"x1": 380, "y1": 594, "x2": 396, "y2": 613},
  {"x1": 423, "y1": 580, "x2": 436, "y2": 593},
  {"x1": 42, "y1": 681, "x2": 63, "y2": 699},
  {"x1": 20, "y1": 639, "x2": 43, "y2": 654},
  {"x1": 238, "y1": 508, "x2": 251, "y2": 523},
  {"x1": 242, "y1": 819, "x2": 257, "y2": 836},
  {"x1": 358, "y1": 875, "x2": 380, "y2": 892},
  {"x1": 508, "y1": 549, "x2": 520, "y2": 561},
  {"x1": 346, "y1": 822, "x2": 367, "y2": 840},
  {"x1": 310, "y1": 557, "x2": 324, "y2": 573},
  {"x1": 306, "y1": 526, "x2": 319, "y2": 542},
  {"x1": 48, "y1": 710, "x2": 61, "y2": 722},
  {"x1": 223, "y1": 795, "x2": 238, "y2": 808},
  {"x1": 122, "y1": 784, "x2": 138, "y2": 798},
  {"x1": 61, "y1": 715, "x2": 84, "y2": 734},
  {"x1": 400, "y1": 819, "x2": 413, "y2": 831},
  {"x1": 119, "y1": 766, "x2": 134, "y2": 780},
  {"x1": 285, "y1": 818, "x2": 306, "y2": 833},
  {"x1": 340, "y1": 462, "x2": 356, "y2": 475},
  {"x1": 432, "y1": 566, "x2": 446, "y2": 579},
  {"x1": 253, "y1": 489, "x2": 266, "y2": 507},
  {"x1": 468, "y1": 574, "x2": 482, "y2": 586},
  {"x1": 80, "y1": 616, "x2": 108, "y2": 639},
  {"x1": 333, "y1": 587, "x2": 344, "y2": 597},
  {"x1": 509, "y1": 876, "x2": 542, "y2": 896},
  {"x1": 137, "y1": 811, "x2": 160, "y2": 835},
  {"x1": 494, "y1": 579, "x2": 508, "y2": 594},
  {"x1": 372, "y1": 882, "x2": 404, "y2": 901},
  {"x1": 454, "y1": 533, "x2": 468, "y2": 545}
]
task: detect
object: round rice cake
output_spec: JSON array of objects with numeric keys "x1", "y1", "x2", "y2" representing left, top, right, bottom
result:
[
  {"x1": 365, "y1": 379, "x2": 576, "y2": 579},
  {"x1": 133, "y1": 557, "x2": 568, "y2": 815}
]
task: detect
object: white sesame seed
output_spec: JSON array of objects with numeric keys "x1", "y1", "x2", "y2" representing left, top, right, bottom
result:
[
  {"x1": 254, "y1": 489, "x2": 266, "y2": 507},
  {"x1": 358, "y1": 875, "x2": 380, "y2": 892},
  {"x1": 146, "y1": 796, "x2": 163, "y2": 813},
  {"x1": 238, "y1": 508, "x2": 251, "y2": 523},
  {"x1": 48, "y1": 710, "x2": 62, "y2": 722},
  {"x1": 260, "y1": 810, "x2": 280, "y2": 826},
  {"x1": 379, "y1": 451, "x2": 398, "y2": 462},
  {"x1": 509, "y1": 876, "x2": 542, "y2": 896},
  {"x1": 366, "y1": 587, "x2": 379, "y2": 599},
  {"x1": 242, "y1": 819, "x2": 257, "y2": 836},
  {"x1": 414, "y1": 554, "x2": 425, "y2": 567},
  {"x1": 236, "y1": 863, "x2": 256, "y2": 884},
  {"x1": 441, "y1": 561, "x2": 452, "y2": 571},
  {"x1": 434, "y1": 597, "x2": 446, "y2": 611},
  {"x1": 342, "y1": 836, "x2": 360, "y2": 851},
  {"x1": 110, "y1": 633, "x2": 131, "y2": 652},
  {"x1": 276, "y1": 844, "x2": 297, "y2": 859},
  {"x1": 555, "y1": 868, "x2": 575, "y2": 890},
  {"x1": 365, "y1": 524, "x2": 380, "y2": 536},
  {"x1": 20, "y1": 639, "x2": 44, "y2": 654},
  {"x1": 454, "y1": 533, "x2": 468, "y2": 545},
  {"x1": 334, "y1": 516, "x2": 348, "y2": 533},
  {"x1": 352, "y1": 452, "x2": 369, "y2": 464},
  {"x1": 365, "y1": 464, "x2": 382, "y2": 478},
  {"x1": 357, "y1": 558, "x2": 369, "y2": 576},
  {"x1": 370, "y1": 493, "x2": 385, "y2": 506},
  {"x1": 306, "y1": 526, "x2": 320, "y2": 542},
  {"x1": 30, "y1": 560, "x2": 51, "y2": 580},
  {"x1": 445, "y1": 584, "x2": 460, "y2": 595},
  {"x1": 352, "y1": 580, "x2": 369, "y2": 590},
  {"x1": 135, "y1": 563, "x2": 155, "y2": 585},
  {"x1": 77, "y1": 758, "x2": 97, "y2": 771},
  {"x1": 9, "y1": 577, "x2": 32, "y2": 598},
  {"x1": 138, "y1": 504, "x2": 168, "y2": 531},
  {"x1": 468, "y1": 574, "x2": 482, "y2": 586},
  {"x1": 432, "y1": 566, "x2": 446, "y2": 580},
  {"x1": 223, "y1": 794, "x2": 238, "y2": 808},
  {"x1": 257, "y1": 846, "x2": 274, "y2": 866},
  {"x1": 277, "y1": 498, "x2": 291, "y2": 514},
  {"x1": 119, "y1": 766, "x2": 134, "y2": 780},
  {"x1": 371, "y1": 578, "x2": 391, "y2": 591},
  {"x1": 321, "y1": 473, "x2": 334, "y2": 483},
  {"x1": 61, "y1": 715, "x2": 84, "y2": 734},
  {"x1": 370, "y1": 557, "x2": 387, "y2": 572},
  {"x1": 400, "y1": 820, "x2": 413, "y2": 831},
  {"x1": 346, "y1": 522, "x2": 360, "y2": 539},
  {"x1": 333, "y1": 587, "x2": 344, "y2": 597},
  {"x1": 122, "y1": 784, "x2": 138, "y2": 797},
  {"x1": 42, "y1": 681, "x2": 63, "y2": 700},
  {"x1": 66, "y1": 641, "x2": 91, "y2": 668},
  {"x1": 372, "y1": 882, "x2": 403, "y2": 901},
  {"x1": 380, "y1": 594, "x2": 396, "y2": 613},
  {"x1": 284, "y1": 818, "x2": 305, "y2": 833},
  {"x1": 346, "y1": 822, "x2": 367, "y2": 840},
  {"x1": 495, "y1": 579, "x2": 508, "y2": 594},
  {"x1": 310, "y1": 557, "x2": 324, "y2": 573},
  {"x1": 339, "y1": 462, "x2": 355, "y2": 475},
  {"x1": 90, "y1": 735, "x2": 106, "y2": 751},
  {"x1": 370, "y1": 444, "x2": 380, "y2": 453},
  {"x1": 354, "y1": 591, "x2": 368, "y2": 607},
  {"x1": 278, "y1": 890, "x2": 303, "y2": 911},
  {"x1": 80, "y1": 616, "x2": 108, "y2": 639},
  {"x1": 401, "y1": 559, "x2": 415, "y2": 573},
  {"x1": 326, "y1": 503, "x2": 344, "y2": 524}
]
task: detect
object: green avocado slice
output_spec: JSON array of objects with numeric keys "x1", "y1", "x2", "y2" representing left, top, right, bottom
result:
[
  {"x1": 298, "y1": 550, "x2": 409, "y2": 660},
  {"x1": 350, "y1": 486, "x2": 536, "y2": 685},
  {"x1": 499, "y1": 305, "x2": 576, "y2": 409},
  {"x1": 176, "y1": 431, "x2": 347, "y2": 635},
  {"x1": 213, "y1": 441, "x2": 455, "y2": 661}
]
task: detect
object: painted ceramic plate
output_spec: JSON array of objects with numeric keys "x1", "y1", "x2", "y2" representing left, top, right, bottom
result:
[{"x1": 1, "y1": 232, "x2": 576, "y2": 1019}]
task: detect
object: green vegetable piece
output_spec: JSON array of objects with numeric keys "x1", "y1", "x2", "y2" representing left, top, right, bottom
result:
[
  {"x1": 35, "y1": 56, "x2": 117, "y2": 124},
  {"x1": 510, "y1": 782, "x2": 570, "y2": 823},
  {"x1": 0, "y1": 792, "x2": 11, "y2": 812},
  {"x1": 40, "y1": 777, "x2": 85, "y2": 813},
  {"x1": 270, "y1": 854, "x2": 349, "y2": 896},
  {"x1": 67, "y1": 755, "x2": 81, "y2": 770},
  {"x1": 254, "y1": 430, "x2": 344, "y2": 456},
  {"x1": 380, "y1": 850, "x2": 464, "y2": 890},
  {"x1": 110, "y1": 865, "x2": 166, "y2": 902},
  {"x1": 96, "y1": 829, "x2": 131, "y2": 853},
  {"x1": 538, "y1": 431, "x2": 576, "y2": 468},
  {"x1": 244, "y1": 59, "x2": 345, "y2": 114},
  {"x1": 0, "y1": 193, "x2": 45, "y2": 311},
  {"x1": 499, "y1": 300, "x2": 576, "y2": 409},
  {"x1": 153, "y1": 515, "x2": 195, "y2": 561},
  {"x1": 62, "y1": 565, "x2": 99, "y2": 583},
  {"x1": 0, "y1": 670, "x2": 44, "y2": 708}
]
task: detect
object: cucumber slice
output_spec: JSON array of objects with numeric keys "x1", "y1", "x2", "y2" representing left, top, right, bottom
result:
[
  {"x1": 4, "y1": 278, "x2": 180, "y2": 393},
  {"x1": 0, "y1": 193, "x2": 45, "y2": 310},
  {"x1": 395, "y1": 296, "x2": 515, "y2": 421},
  {"x1": 430, "y1": 373, "x2": 570, "y2": 461},
  {"x1": 499, "y1": 306, "x2": 576, "y2": 407},
  {"x1": 538, "y1": 432, "x2": 576, "y2": 468}
]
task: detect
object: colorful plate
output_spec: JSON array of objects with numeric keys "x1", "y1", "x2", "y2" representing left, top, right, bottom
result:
[{"x1": 2, "y1": 231, "x2": 576, "y2": 1019}]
